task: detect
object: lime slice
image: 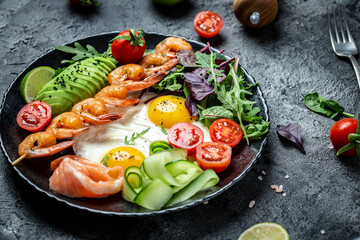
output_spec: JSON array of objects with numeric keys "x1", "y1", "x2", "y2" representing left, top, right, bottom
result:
[
  {"x1": 238, "y1": 222, "x2": 289, "y2": 240},
  {"x1": 20, "y1": 66, "x2": 55, "y2": 103}
]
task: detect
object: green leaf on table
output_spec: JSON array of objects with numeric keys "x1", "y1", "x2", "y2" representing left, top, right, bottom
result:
[{"x1": 304, "y1": 92, "x2": 354, "y2": 119}]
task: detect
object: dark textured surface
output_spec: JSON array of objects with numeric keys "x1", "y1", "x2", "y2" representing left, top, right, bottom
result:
[{"x1": 0, "y1": 0, "x2": 359, "y2": 239}]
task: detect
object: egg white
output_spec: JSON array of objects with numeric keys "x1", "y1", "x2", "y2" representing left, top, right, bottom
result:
[{"x1": 73, "y1": 92, "x2": 211, "y2": 163}]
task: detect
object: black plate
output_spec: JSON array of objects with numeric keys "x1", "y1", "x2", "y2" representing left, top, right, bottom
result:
[{"x1": 0, "y1": 32, "x2": 269, "y2": 216}]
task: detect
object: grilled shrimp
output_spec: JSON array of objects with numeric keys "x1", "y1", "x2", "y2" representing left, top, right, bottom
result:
[
  {"x1": 72, "y1": 98, "x2": 122, "y2": 125},
  {"x1": 155, "y1": 37, "x2": 192, "y2": 57},
  {"x1": 18, "y1": 132, "x2": 74, "y2": 159},
  {"x1": 94, "y1": 85, "x2": 139, "y2": 107},
  {"x1": 108, "y1": 64, "x2": 146, "y2": 85},
  {"x1": 45, "y1": 112, "x2": 89, "y2": 140},
  {"x1": 138, "y1": 53, "x2": 172, "y2": 68}
]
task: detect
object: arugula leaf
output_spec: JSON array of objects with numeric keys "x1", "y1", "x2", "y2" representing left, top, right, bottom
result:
[
  {"x1": 202, "y1": 106, "x2": 233, "y2": 119},
  {"x1": 195, "y1": 52, "x2": 212, "y2": 68},
  {"x1": 55, "y1": 42, "x2": 114, "y2": 65},
  {"x1": 124, "y1": 127, "x2": 151, "y2": 145},
  {"x1": 101, "y1": 155, "x2": 109, "y2": 167},
  {"x1": 213, "y1": 58, "x2": 256, "y2": 144},
  {"x1": 153, "y1": 65, "x2": 184, "y2": 91},
  {"x1": 304, "y1": 92, "x2": 354, "y2": 119},
  {"x1": 161, "y1": 125, "x2": 167, "y2": 135}
]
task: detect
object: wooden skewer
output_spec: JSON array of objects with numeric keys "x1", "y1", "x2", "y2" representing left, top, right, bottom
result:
[{"x1": 12, "y1": 154, "x2": 27, "y2": 166}]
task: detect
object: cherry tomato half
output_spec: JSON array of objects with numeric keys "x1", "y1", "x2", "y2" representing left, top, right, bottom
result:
[
  {"x1": 196, "y1": 142, "x2": 232, "y2": 173},
  {"x1": 167, "y1": 122, "x2": 204, "y2": 154},
  {"x1": 16, "y1": 100, "x2": 52, "y2": 132},
  {"x1": 209, "y1": 119, "x2": 243, "y2": 147},
  {"x1": 111, "y1": 29, "x2": 146, "y2": 64},
  {"x1": 193, "y1": 11, "x2": 224, "y2": 38},
  {"x1": 330, "y1": 118, "x2": 359, "y2": 156}
]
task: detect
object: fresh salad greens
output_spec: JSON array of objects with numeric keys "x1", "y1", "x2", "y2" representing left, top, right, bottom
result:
[
  {"x1": 304, "y1": 92, "x2": 354, "y2": 119},
  {"x1": 124, "y1": 127, "x2": 151, "y2": 145},
  {"x1": 55, "y1": 42, "x2": 114, "y2": 65},
  {"x1": 153, "y1": 46, "x2": 269, "y2": 144}
]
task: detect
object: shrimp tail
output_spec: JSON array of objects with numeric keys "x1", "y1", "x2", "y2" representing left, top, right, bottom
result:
[
  {"x1": 25, "y1": 140, "x2": 75, "y2": 159},
  {"x1": 96, "y1": 97, "x2": 140, "y2": 107},
  {"x1": 81, "y1": 112, "x2": 123, "y2": 125},
  {"x1": 124, "y1": 72, "x2": 166, "y2": 91}
]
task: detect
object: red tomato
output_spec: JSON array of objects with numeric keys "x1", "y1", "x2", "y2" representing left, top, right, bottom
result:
[
  {"x1": 111, "y1": 29, "x2": 146, "y2": 64},
  {"x1": 196, "y1": 142, "x2": 232, "y2": 173},
  {"x1": 330, "y1": 118, "x2": 358, "y2": 156},
  {"x1": 16, "y1": 101, "x2": 52, "y2": 132},
  {"x1": 167, "y1": 122, "x2": 204, "y2": 154},
  {"x1": 193, "y1": 11, "x2": 224, "y2": 38},
  {"x1": 209, "y1": 119, "x2": 243, "y2": 147}
]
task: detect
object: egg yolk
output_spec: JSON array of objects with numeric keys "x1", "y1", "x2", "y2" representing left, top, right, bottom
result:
[
  {"x1": 103, "y1": 146, "x2": 145, "y2": 170},
  {"x1": 148, "y1": 95, "x2": 192, "y2": 128}
]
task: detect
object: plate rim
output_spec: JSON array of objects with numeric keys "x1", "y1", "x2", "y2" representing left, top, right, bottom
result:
[{"x1": 0, "y1": 31, "x2": 270, "y2": 217}]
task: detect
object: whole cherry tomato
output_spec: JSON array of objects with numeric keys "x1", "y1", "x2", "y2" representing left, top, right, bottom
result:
[
  {"x1": 16, "y1": 100, "x2": 52, "y2": 132},
  {"x1": 193, "y1": 11, "x2": 224, "y2": 38},
  {"x1": 330, "y1": 118, "x2": 358, "y2": 156},
  {"x1": 111, "y1": 29, "x2": 146, "y2": 64}
]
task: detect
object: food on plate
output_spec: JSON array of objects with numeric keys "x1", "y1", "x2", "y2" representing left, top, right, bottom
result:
[
  {"x1": 49, "y1": 155, "x2": 124, "y2": 198},
  {"x1": 35, "y1": 57, "x2": 116, "y2": 116},
  {"x1": 45, "y1": 112, "x2": 89, "y2": 140},
  {"x1": 111, "y1": 29, "x2": 146, "y2": 64},
  {"x1": 122, "y1": 149, "x2": 219, "y2": 210},
  {"x1": 209, "y1": 118, "x2": 243, "y2": 148},
  {"x1": 193, "y1": 11, "x2": 223, "y2": 38},
  {"x1": 102, "y1": 146, "x2": 145, "y2": 170},
  {"x1": 148, "y1": 96, "x2": 193, "y2": 128},
  {"x1": 72, "y1": 98, "x2": 123, "y2": 125},
  {"x1": 20, "y1": 66, "x2": 55, "y2": 103},
  {"x1": 233, "y1": 0, "x2": 278, "y2": 28},
  {"x1": 196, "y1": 142, "x2": 232, "y2": 173},
  {"x1": 17, "y1": 132, "x2": 74, "y2": 159},
  {"x1": 16, "y1": 100, "x2": 52, "y2": 132},
  {"x1": 330, "y1": 117, "x2": 359, "y2": 157},
  {"x1": 14, "y1": 31, "x2": 268, "y2": 210},
  {"x1": 168, "y1": 122, "x2": 205, "y2": 154}
]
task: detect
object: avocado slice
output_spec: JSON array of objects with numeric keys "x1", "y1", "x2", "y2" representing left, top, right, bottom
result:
[
  {"x1": 42, "y1": 96, "x2": 73, "y2": 116},
  {"x1": 36, "y1": 89, "x2": 81, "y2": 106},
  {"x1": 92, "y1": 57, "x2": 117, "y2": 70},
  {"x1": 73, "y1": 71, "x2": 103, "y2": 92}
]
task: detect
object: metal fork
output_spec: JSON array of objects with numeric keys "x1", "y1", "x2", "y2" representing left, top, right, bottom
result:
[{"x1": 328, "y1": 2, "x2": 360, "y2": 90}]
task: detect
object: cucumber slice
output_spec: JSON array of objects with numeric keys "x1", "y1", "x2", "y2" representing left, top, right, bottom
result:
[
  {"x1": 142, "y1": 149, "x2": 187, "y2": 187},
  {"x1": 122, "y1": 166, "x2": 143, "y2": 202},
  {"x1": 165, "y1": 169, "x2": 219, "y2": 207},
  {"x1": 165, "y1": 160, "x2": 203, "y2": 193},
  {"x1": 134, "y1": 178, "x2": 173, "y2": 210}
]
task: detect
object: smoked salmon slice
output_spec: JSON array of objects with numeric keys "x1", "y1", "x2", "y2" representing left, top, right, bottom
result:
[{"x1": 49, "y1": 155, "x2": 124, "y2": 198}]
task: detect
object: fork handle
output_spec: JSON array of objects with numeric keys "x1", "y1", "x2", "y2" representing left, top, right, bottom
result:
[{"x1": 348, "y1": 55, "x2": 360, "y2": 90}]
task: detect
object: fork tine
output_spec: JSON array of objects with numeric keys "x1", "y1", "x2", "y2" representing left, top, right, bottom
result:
[
  {"x1": 337, "y1": 2, "x2": 347, "y2": 42},
  {"x1": 341, "y1": 2, "x2": 354, "y2": 43},
  {"x1": 332, "y1": 6, "x2": 341, "y2": 43},
  {"x1": 328, "y1": 6, "x2": 336, "y2": 46}
]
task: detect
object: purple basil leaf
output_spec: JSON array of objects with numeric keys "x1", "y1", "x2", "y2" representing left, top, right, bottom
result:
[
  {"x1": 184, "y1": 68, "x2": 214, "y2": 100},
  {"x1": 276, "y1": 123, "x2": 306, "y2": 154},
  {"x1": 177, "y1": 49, "x2": 197, "y2": 67},
  {"x1": 185, "y1": 95, "x2": 199, "y2": 116}
]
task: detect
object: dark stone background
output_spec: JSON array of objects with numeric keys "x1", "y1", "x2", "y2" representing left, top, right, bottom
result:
[{"x1": 1, "y1": 0, "x2": 360, "y2": 239}]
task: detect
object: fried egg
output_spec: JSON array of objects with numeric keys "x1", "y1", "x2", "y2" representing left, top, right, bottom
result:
[{"x1": 73, "y1": 92, "x2": 210, "y2": 163}]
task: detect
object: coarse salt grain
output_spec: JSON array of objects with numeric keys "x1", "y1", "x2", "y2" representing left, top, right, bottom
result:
[
  {"x1": 203, "y1": 201, "x2": 208, "y2": 205},
  {"x1": 249, "y1": 200, "x2": 255, "y2": 208},
  {"x1": 271, "y1": 184, "x2": 284, "y2": 193},
  {"x1": 258, "y1": 176, "x2": 263, "y2": 181},
  {"x1": 261, "y1": 170, "x2": 266, "y2": 175},
  {"x1": 320, "y1": 230, "x2": 325, "y2": 234},
  {"x1": 282, "y1": 193, "x2": 287, "y2": 197},
  {"x1": 285, "y1": 175, "x2": 289, "y2": 179}
]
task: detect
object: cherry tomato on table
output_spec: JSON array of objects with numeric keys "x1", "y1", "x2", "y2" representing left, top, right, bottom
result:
[
  {"x1": 330, "y1": 118, "x2": 359, "y2": 156},
  {"x1": 167, "y1": 122, "x2": 204, "y2": 154},
  {"x1": 193, "y1": 11, "x2": 224, "y2": 38},
  {"x1": 209, "y1": 119, "x2": 243, "y2": 147},
  {"x1": 111, "y1": 29, "x2": 146, "y2": 64},
  {"x1": 16, "y1": 100, "x2": 52, "y2": 132},
  {"x1": 196, "y1": 142, "x2": 232, "y2": 173}
]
